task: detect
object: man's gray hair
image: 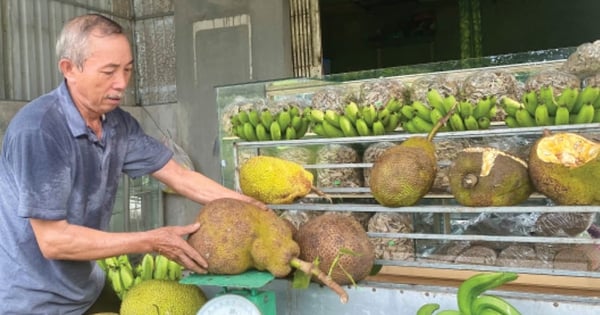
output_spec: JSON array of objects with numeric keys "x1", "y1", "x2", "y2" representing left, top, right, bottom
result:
[{"x1": 56, "y1": 14, "x2": 124, "y2": 69}]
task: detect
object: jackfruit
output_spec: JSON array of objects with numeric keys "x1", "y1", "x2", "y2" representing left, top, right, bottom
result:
[
  {"x1": 119, "y1": 279, "x2": 206, "y2": 315},
  {"x1": 239, "y1": 155, "x2": 330, "y2": 204},
  {"x1": 448, "y1": 147, "x2": 534, "y2": 206},
  {"x1": 528, "y1": 131, "x2": 600, "y2": 205},
  {"x1": 295, "y1": 213, "x2": 375, "y2": 285},
  {"x1": 368, "y1": 117, "x2": 445, "y2": 206},
  {"x1": 187, "y1": 198, "x2": 349, "y2": 303}
]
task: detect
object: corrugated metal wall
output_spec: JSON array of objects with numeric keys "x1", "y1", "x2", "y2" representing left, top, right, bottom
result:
[{"x1": 0, "y1": 0, "x2": 175, "y2": 107}]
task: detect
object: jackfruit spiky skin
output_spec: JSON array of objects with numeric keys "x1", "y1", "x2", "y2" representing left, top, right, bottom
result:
[
  {"x1": 449, "y1": 147, "x2": 534, "y2": 206},
  {"x1": 187, "y1": 198, "x2": 300, "y2": 277},
  {"x1": 239, "y1": 155, "x2": 314, "y2": 204},
  {"x1": 295, "y1": 213, "x2": 375, "y2": 285},
  {"x1": 529, "y1": 132, "x2": 600, "y2": 205},
  {"x1": 119, "y1": 280, "x2": 206, "y2": 315},
  {"x1": 369, "y1": 143, "x2": 437, "y2": 207}
]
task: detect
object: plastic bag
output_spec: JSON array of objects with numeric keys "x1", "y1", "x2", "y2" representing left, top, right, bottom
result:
[{"x1": 161, "y1": 133, "x2": 195, "y2": 194}]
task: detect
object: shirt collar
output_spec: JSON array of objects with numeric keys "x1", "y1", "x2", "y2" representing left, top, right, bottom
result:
[{"x1": 57, "y1": 81, "x2": 112, "y2": 138}]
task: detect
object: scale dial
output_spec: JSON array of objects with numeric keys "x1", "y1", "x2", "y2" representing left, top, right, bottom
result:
[{"x1": 196, "y1": 294, "x2": 262, "y2": 315}]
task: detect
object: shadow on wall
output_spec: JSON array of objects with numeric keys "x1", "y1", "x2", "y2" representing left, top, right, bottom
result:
[{"x1": 0, "y1": 101, "x2": 27, "y2": 146}]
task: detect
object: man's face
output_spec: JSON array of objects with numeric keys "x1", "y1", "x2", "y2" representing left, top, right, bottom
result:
[{"x1": 62, "y1": 32, "x2": 133, "y2": 116}]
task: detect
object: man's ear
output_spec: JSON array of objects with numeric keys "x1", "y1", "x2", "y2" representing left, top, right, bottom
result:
[{"x1": 58, "y1": 59, "x2": 76, "y2": 80}]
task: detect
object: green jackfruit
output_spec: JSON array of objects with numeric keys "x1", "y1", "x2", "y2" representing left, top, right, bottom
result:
[
  {"x1": 119, "y1": 279, "x2": 206, "y2": 315},
  {"x1": 529, "y1": 131, "x2": 600, "y2": 205},
  {"x1": 239, "y1": 155, "x2": 329, "y2": 204},
  {"x1": 449, "y1": 147, "x2": 534, "y2": 206}
]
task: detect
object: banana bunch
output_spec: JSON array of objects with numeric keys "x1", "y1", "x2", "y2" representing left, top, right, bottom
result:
[
  {"x1": 230, "y1": 104, "x2": 311, "y2": 141},
  {"x1": 97, "y1": 253, "x2": 183, "y2": 300},
  {"x1": 502, "y1": 86, "x2": 600, "y2": 128},
  {"x1": 416, "y1": 272, "x2": 521, "y2": 315},
  {"x1": 308, "y1": 98, "x2": 403, "y2": 138},
  {"x1": 401, "y1": 88, "x2": 496, "y2": 133}
]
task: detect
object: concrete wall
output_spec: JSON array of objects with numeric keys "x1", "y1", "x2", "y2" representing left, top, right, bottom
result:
[{"x1": 0, "y1": 101, "x2": 26, "y2": 147}]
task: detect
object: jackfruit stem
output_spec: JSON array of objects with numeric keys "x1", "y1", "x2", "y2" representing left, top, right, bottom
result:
[
  {"x1": 427, "y1": 103, "x2": 456, "y2": 142},
  {"x1": 310, "y1": 186, "x2": 333, "y2": 203},
  {"x1": 289, "y1": 257, "x2": 349, "y2": 304}
]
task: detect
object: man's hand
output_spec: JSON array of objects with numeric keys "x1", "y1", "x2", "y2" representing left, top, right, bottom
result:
[{"x1": 151, "y1": 223, "x2": 208, "y2": 275}]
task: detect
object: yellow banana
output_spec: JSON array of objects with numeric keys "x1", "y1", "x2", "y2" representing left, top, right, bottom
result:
[
  {"x1": 515, "y1": 108, "x2": 536, "y2": 127},
  {"x1": 242, "y1": 122, "x2": 257, "y2": 141},
  {"x1": 522, "y1": 90, "x2": 538, "y2": 116},
  {"x1": 473, "y1": 97, "x2": 492, "y2": 119},
  {"x1": 277, "y1": 110, "x2": 292, "y2": 130},
  {"x1": 449, "y1": 113, "x2": 466, "y2": 131},
  {"x1": 412, "y1": 116, "x2": 434, "y2": 133},
  {"x1": 260, "y1": 109, "x2": 274, "y2": 128},
  {"x1": 556, "y1": 87, "x2": 579, "y2": 112},
  {"x1": 411, "y1": 101, "x2": 433, "y2": 122},
  {"x1": 464, "y1": 115, "x2": 479, "y2": 130},
  {"x1": 477, "y1": 116, "x2": 491, "y2": 129},
  {"x1": 247, "y1": 109, "x2": 260, "y2": 127},
  {"x1": 355, "y1": 118, "x2": 371, "y2": 136},
  {"x1": 554, "y1": 106, "x2": 570, "y2": 125},
  {"x1": 344, "y1": 101, "x2": 360, "y2": 123},
  {"x1": 140, "y1": 254, "x2": 155, "y2": 281},
  {"x1": 153, "y1": 254, "x2": 169, "y2": 280},
  {"x1": 573, "y1": 103, "x2": 595, "y2": 124},
  {"x1": 322, "y1": 120, "x2": 344, "y2": 138},
  {"x1": 269, "y1": 121, "x2": 282, "y2": 140},
  {"x1": 339, "y1": 115, "x2": 358, "y2": 137},
  {"x1": 427, "y1": 88, "x2": 446, "y2": 114},
  {"x1": 372, "y1": 121, "x2": 386, "y2": 135},
  {"x1": 534, "y1": 103, "x2": 551, "y2": 126}
]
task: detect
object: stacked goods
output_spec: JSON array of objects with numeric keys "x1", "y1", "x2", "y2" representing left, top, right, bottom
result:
[
  {"x1": 401, "y1": 88, "x2": 496, "y2": 133},
  {"x1": 309, "y1": 83, "x2": 404, "y2": 138},
  {"x1": 560, "y1": 40, "x2": 600, "y2": 79},
  {"x1": 367, "y1": 212, "x2": 414, "y2": 261},
  {"x1": 227, "y1": 98, "x2": 311, "y2": 141},
  {"x1": 97, "y1": 254, "x2": 184, "y2": 300},
  {"x1": 460, "y1": 70, "x2": 520, "y2": 121},
  {"x1": 315, "y1": 144, "x2": 363, "y2": 188},
  {"x1": 120, "y1": 279, "x2": 207, "y2": 315},
  {"x1": 501, "y1": 85, "x2": 600, "y2": 127},
  {"x1": 417, "y1": 272, "x2": 521, "y2": 315},
  {"x1": 186, "y1": 198, "x2": 349, "y2": 303}
]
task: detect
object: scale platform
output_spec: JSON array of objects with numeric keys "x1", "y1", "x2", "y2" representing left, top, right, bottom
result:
[{"x1": 181, "y1": 270, "x2": 277, "y2": 315}]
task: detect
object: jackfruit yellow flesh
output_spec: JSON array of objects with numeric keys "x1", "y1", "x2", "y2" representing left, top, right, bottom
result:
[{"x1": 536, "y1": 133, "x2": 600, "y2": 168}]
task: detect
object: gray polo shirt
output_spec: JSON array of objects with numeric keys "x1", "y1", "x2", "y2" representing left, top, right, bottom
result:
[{"x1": 0, "y1": 81, "x2": 173, "y2": 314}]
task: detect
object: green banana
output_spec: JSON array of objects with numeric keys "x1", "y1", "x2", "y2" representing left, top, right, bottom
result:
[
  {"x1": 400, "y1": 104, "x2": 416, "y2": 120},
  {"x1": 457, "y1": 272, "x2": 515, "y2": 315},
  {"x1": 515, "y1": 108, "x2": 536, "y2": 127},
  {"x1": 324, "y1": 109, "x2": 341, "y2": 128},
  {"x1": 108, "y1": 268, "x2": 124, "y2": 298},
  {"x1": 291, "y1": 115, "x2": 303, "y2": 130},
  {"x1": 355, "y1": 118, "x2": 371, "y2": 136},
  {"x1": 554, "y1": 106, "x2": 570, "y2": 125},
  {"x1": 477, "y1": 116, "x2": 491, "y2": 129},
  {"x1": 411, "y1": 116, "x2": 434, "y2": 133},
  {"x1": 372, "y1": 121, "x2": 386, "y2": 135},
  {"x1": 277, "y1": 110, "x2": 292, "y2": 130},
  {"x1": 556, "y1": 87, "x2": 579, "y2": 112},
  {"x1": 385, "y1": 112, "x2": 401, "y2": 132},
  {"x1": 295, "y1": 118, "x2": 310, "y2": 138},
  {"x1": 311, "y1": 123, "x2": 326, "y2": 137},
  {"x1": 538, "y1": 86, "x2": 558, "y2": 115},
  {"x1": 270, "y1": 121, "x2": 282, "y2": 140},
  {"x1": 260, "y1": 109, "x2": 274, "y2": 128},
  {"x1": 471, "y1": 295, "x2": 522, "y2": 315},
  {"x1": 402, "y1": 120, "x2": 418, "y2": 133},
  {"x1": 96, "y1": 259, "x2": 108, "y2": 272},
  {"x1": 377, "y1": 107, "x2": 391, "y2": 125},
  {"x1": 416, "y1": 303, "x2": 440, "y2": 315},
  {"x1": 427, "y1": 88, "x2": 447, "y2": 114},
  {"x1": 578, "y1": 86, "x2": 600, "y2": 110},
  {"x1": 385, "y1": 98, "x2": 402, "y2": 113},
  {"x1": 573, "y1": 103, "x2": 595, "y2": 124},
  {"x1": 435, "y1": 311, "x2": 461, "y2": 315},
  {"x1": 255, "y1": 124, "x2": 270, "y2": 141},
  {"x1": 504, "y1": 116, "x2": 519, "y2": 128},
  {"x1": 237, "y1": 110, "x2": 249, "y2": 124},
  {"x1": 242, "y1": 122, "x2": 257, "y2": 141},
  {"x1": 289, "y1": 105, "x2": 300, "y2": 117},
  {"x1": 522, "y1": 90, "x2": 538, "y2": 116},
  {"x1": 473, "y1": 97, "x2": 492, "y2": 119},
  {"x1": 442, "y1": 94, "x2": 458, "y2": 116},
  {"x1": 534, "y1": 103, "x2": 551, "y2": 126},
  {"x1": 104, "y1": 256, "x2": 119, "y2": 269},
  {"x1": 140, "y1": 254, "x2": 155, "y2": 281},
  {"x1": 119, "y1": 264, "x2": 135, "y2": 290},
  {"x1": 322, "y1": 120, "x2": 344, "y2": 138},
  {"x1": 167, "y1": 259, "x2": 183, "y2": 281},
  {"x1": 309, "y1": 108, "x2": 325, "y2": 123},
  {"x1": 412, "y1": 101, "x2": 433, "y2": 122},
  {"x1": 500, "y1": 97, "x2": 522, "y2": 117},
  {"x1": 153, "y1": 254, "x2": 169, "y2": 280},
  {"x1": 234, "y1": 125, "x2": 244, "y2": 138},
  {"x1": 429, "y1": 108, "x2": 445, "y2": 124},
  {"x1": 488, "y1": 104, "x2": 498, "y2": 119},
  {"x1": 464, "y1": 115, "x2": 479, "y2": 130},
  {"x1": 339, "y1": 115, "x2": 358, "y2": 137},
  {"x1": 285, "y1": 126, "x2": 297, "y2": 140},
  {"x1": 593, "y1": 108, "x2": 600, "y2": 122},
  {"x1": 362, "y1": 104, "x2": 377, "y2": 126},
  {"x1": 247, "y1": 109, "x2": 260, "y2": 127},
  {"x1": 344, "y1": 101, "x2": 360, "y2": 123},
  {"x1": 458, "y1": 100, "x2": 473, "y2": 119},
  {"x1": 449, "y1": 112, "x2": 466, "y2": 131}
]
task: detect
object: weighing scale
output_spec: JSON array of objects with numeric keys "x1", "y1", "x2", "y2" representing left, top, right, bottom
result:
[{"x1": 180, "y1": 270, "x2": 277, "y2": 315}]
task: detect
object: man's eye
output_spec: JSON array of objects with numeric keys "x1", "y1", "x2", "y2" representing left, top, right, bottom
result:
[{"x1": 102, "y1": 71, "x2": 115, "y2": 76}]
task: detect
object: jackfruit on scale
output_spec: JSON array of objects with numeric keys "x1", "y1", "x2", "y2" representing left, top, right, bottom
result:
[
  {"x1": 119, "y1": 279, "x2": 207, "y2": 315},
  {"x1": 239, "y1": 155, "x2": 329, "y2": 204}
]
